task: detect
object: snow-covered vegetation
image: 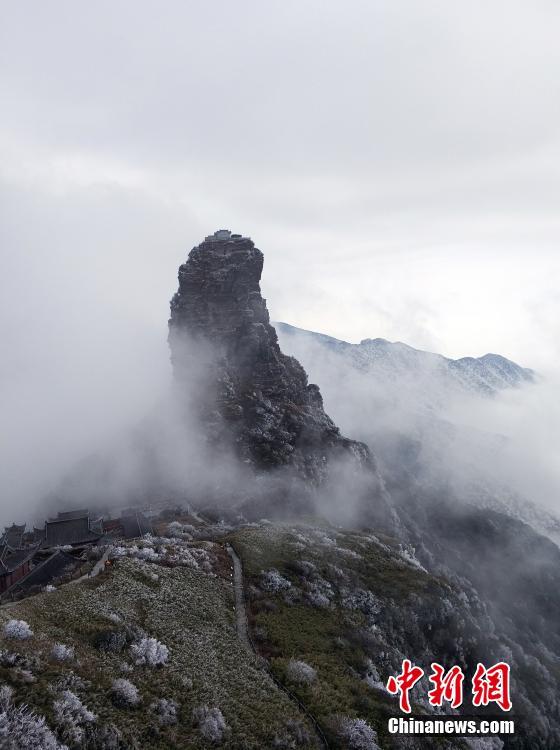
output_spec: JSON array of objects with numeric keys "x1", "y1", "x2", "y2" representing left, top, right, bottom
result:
[
  {"x1": 0, "y1": 684, "x2": 65, "y2": 750},
  {"x1": 286, "y1": 659, "x2": 317, "y2": 685},
  {"x1": 111, "y1": 535, "x2": 216, "y2": 573},
  {"x1": 51, "y1": 644, "x2": 74, "y2": 663},
  {"x1": 3, "y1": 619, "x2": 33, "y2": 640},
  {"x1": 130, "y1": 636, "x2": 168, "y2": 667},
  {"x1": 150, "y1": 697, "x2": 179, "y2": 725},
  {"x1": 260, "y1": 569, "x2": 291, "y2": 593},
  {"x1": 111, "y1": 678, "x2": 140, "y2": 708},
  {"x1": 192, "y1": 705, "x2": 229, "y2": 744},
  {"x1": 0, "y1": 530, "x2": 319, "y2": 748},
  {"x1": 52, "y1": 690, "x2": 96, "y2": 746},
  {"x1": 335, "y1": 716, "x2": 380, "y2": 750},
  {"x1": 165, "y1": 521, "x2": 195, "y2": 539}
]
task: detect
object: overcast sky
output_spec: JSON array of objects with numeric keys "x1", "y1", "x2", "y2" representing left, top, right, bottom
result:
[{"x1": 1, "y1": 1, "x2": 560, "y2": 510}]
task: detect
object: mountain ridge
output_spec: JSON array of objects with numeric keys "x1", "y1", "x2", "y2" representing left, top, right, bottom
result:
[{"x1": 276, "y1": 322, "x2": 535, "y2": 395}]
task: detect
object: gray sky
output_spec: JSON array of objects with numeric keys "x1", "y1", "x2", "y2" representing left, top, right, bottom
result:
[{"x1": 1, "y1": 1, "x2": 560, "y2": 510}]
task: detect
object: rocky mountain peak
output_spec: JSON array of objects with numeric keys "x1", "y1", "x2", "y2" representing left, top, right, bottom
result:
[{"x1": 168, "y1": 232, "x2": 389, "y2": 512}]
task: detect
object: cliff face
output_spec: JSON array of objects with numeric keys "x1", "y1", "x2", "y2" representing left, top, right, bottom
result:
[{"x1": 168, "y1": 230, "x2": 380, "y2": 492}]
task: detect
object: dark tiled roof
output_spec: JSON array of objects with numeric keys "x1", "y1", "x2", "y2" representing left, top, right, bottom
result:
[
  {"x1": 0, "y1": 546, "x2": 37, "y2": 574},
  {"x1": 56, "y1": 509, "x2": 89, "y2": 520},
  {"x1": 5, "y1": 550, "x2": 79, "y2": 594},
  {"x1": 44, "y1": 517, "x2": 100, "y2": 547}
]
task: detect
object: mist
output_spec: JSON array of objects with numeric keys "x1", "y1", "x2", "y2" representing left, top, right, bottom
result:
[
  {"x1": 276, "y1": 326, "x2": 560, "y2": 535},
  {"x1": 2, "y1": 0, "x2": 560, "y2": 529}
]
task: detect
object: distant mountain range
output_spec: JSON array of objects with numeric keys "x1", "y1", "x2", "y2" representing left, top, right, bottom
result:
[
  {"x1": 276, "y1": 321, "x2": 560, "y2": 546},
  {"x1": 276, "y1": 322, "x2": 534, "y2": 396}
]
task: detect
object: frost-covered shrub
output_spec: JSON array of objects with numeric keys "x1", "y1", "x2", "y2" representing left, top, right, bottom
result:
[
  {"x1": 192, "y1": 705, "x2": 229, "y2": 744},
  {"x1": 51, "y1": 644, "x2": 74, "y2": 663},
  {"x1": 50, "y1": 673, "x2": 87, "y2": 694},
  {"x1": 150, "y1": 698, "x2": 179, "y2": 726},
  {"x1": 166, "y1": 521, "x2": 195, "y2": 539},
  {"x1": 3, "y1": 619, "x2": 33, "y2": 640},
  {"x1": 261, "y1": 569, "x2": 291, "y2": 593},
  {"x1": 305, "y1": 578, "x2": 334, "y2": 608},
  {"x1": 286, "y1": 659, "x2": 317, "y2": 685},
  {"x1": 341, "y1": 589, "x2": 381, "y2": 621},
  {"x1": 273, "y1": 718, "x2": 312, "y2": 747},
  {"x1": 0, "y1": 684, "x2": 65, "y2": 750},
  {"x1": 134, "y1": 547, "x2": 159, "y2": 562},
  {"x1": 53, "y1": 690, "x2": 96, "y2": 746},
  {"x1": 111, "y1": 678, "x2": 140, "y2": 708},
  {"x1": 336, "y1": 717, "x2": 380, "y2": 750},
  {"x1": 164, "y1": 544, "x2": 215, "y2": 572},
  {"x1": 130, "y1": 637, "x2": 168, "y2": 667}
]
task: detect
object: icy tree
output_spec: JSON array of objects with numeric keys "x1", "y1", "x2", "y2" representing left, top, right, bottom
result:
[
  {"x1": 130, "y1": 637, "x2": 168, "y2": 667},
  {"x1": 51, "y1": 644, "x2": 74, "y2": 663},
  {"x1": 192, "y1": 705, "x2": 229, "y2": 744},
  {"x1": 336, "y1": 717, "x2": 380, "y2": 750},
  {"x1": 261, "y1": 569, "x2": 291, "y2": 593},
  {"x1": 111, "y1": 679, "x2": 140, "y2": 708},
  {"x1": 52, "y1": 690, "x2": 96, "y2": 746},
  {"x1": 150, "y1": 698, "x2": 179, "y2": 726},
  {"x1": 3, "y1": 619, "x2": 33, "y2": 640},
  {"x1": 286, "y1": 659, "x2": 317, "y2": 685},
  {"x1": 0, "y1": 684, "x2": 66, "y2": 750}
]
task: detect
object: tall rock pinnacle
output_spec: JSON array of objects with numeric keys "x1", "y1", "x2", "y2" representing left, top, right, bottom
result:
[{"x1": 169, "y1": 230, "x2": 391, "y2": 519}]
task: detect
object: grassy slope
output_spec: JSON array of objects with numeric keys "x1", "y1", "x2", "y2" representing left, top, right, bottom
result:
[
  {"x1": 0, "y1": 550, "x2": 319, "y2": 749},
  {"x1": 228, "y1": 522, "x2": 468, "y2": 750}
]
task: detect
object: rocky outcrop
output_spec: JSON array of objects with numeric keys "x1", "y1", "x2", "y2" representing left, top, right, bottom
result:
[{"x1": 168, "y1": 230, "x2": 390, "y2": 519}]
